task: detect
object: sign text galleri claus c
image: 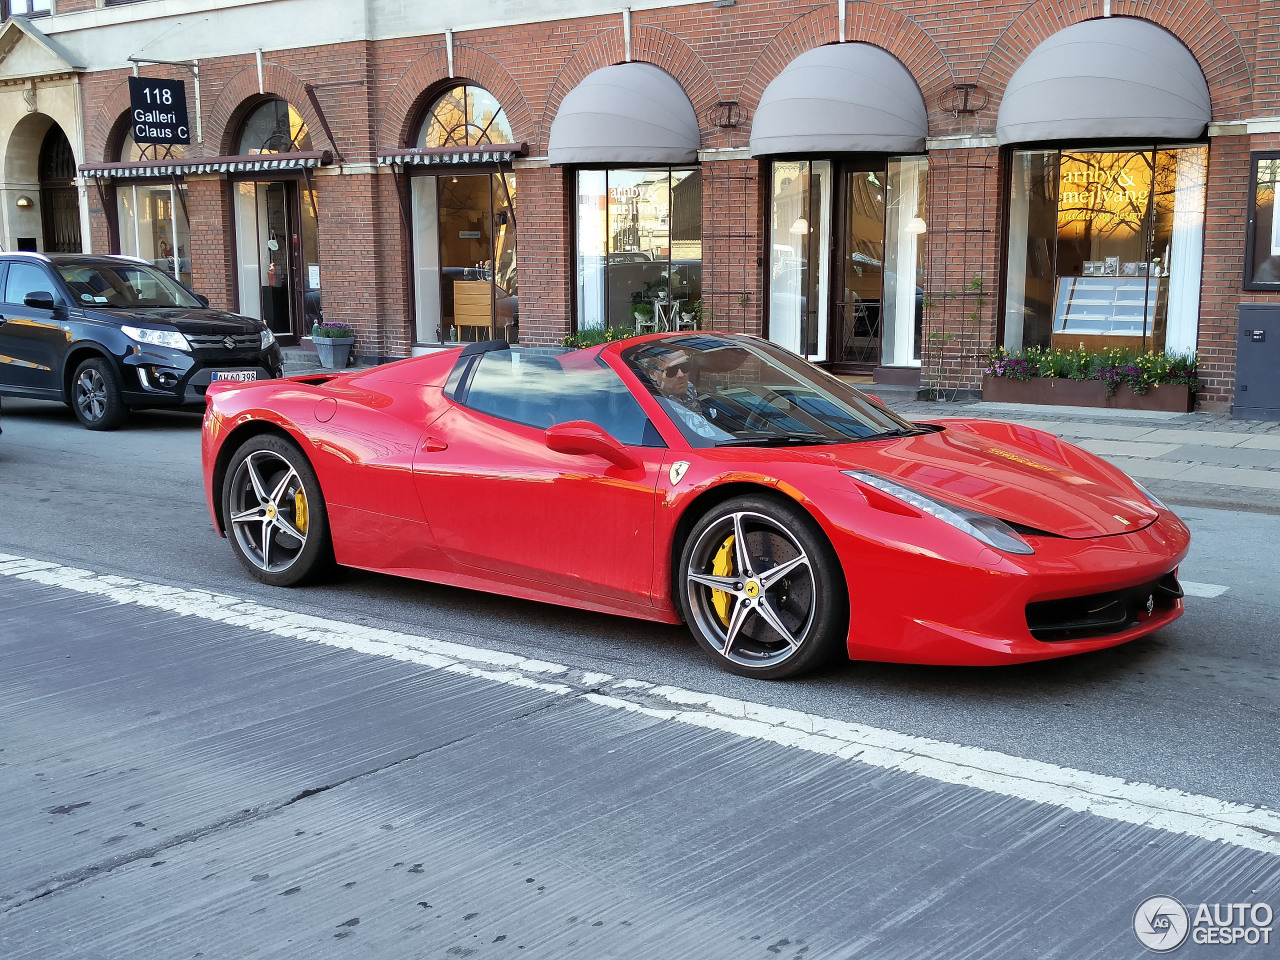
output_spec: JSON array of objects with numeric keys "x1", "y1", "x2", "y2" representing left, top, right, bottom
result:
[{"x1": 1134, "y1": 896, "x2": 1273, "y2": 952}]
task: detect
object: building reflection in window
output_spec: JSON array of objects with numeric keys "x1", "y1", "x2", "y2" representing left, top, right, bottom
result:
[{"x1": 576, "y1": 168, "x2": 702, "y2": 331}]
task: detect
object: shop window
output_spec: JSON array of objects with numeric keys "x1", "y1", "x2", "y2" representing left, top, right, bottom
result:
[
  {"x1": 575, "y1": 168, "x2": 702, "y2": 331},
  {"x1": 238, "y1": 99, "x2": 312, "y2": 155},
  {"x1": 1004, "y1": 145, "x2": 1207, "y2": 356},
  {"x1": 116, "y1": 183, "x2": 191, "y2": 287},
  {"x1": 418, "y1": 85, "x2": 513, "y2": 149},
  {"x1": 409, "y1": 85, "x2": 518, "y2": 345},
  {"x1": 1245, "y1": 153, "x2": 1280, "y2": 290},
  {"x1": 122, "y1": 129, "x2": 185, "y2": 163}
]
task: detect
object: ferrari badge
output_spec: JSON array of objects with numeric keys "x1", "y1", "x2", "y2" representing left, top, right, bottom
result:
[{"x1": 669, "y1": 461, "x2": 689, "y2": 485}]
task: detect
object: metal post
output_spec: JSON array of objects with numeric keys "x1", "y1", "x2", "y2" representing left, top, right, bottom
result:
[
  {"x1": 445, "y1": 30, "x2": 454, "y2": 78},
  {"x1": 623, "y1": 9, "x2": 632, "y2": 62},
  {"x1": 838, "y1": 1, "x2": 846, "y2": 42}
]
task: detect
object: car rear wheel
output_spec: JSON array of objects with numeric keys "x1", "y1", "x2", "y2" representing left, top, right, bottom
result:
[
  {"x1": 223, "y1": 434, "x2": 332, "y2": 587},
  {"x1": 71, "y1": 357, "x2": 127, "y2": 431},
  {"x1": 679, "y1": 495, "x2": 847, "y2": 680}
]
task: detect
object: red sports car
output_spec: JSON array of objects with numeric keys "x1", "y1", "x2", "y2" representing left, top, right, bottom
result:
[{"x1": 201, "y1": 333, "x2": 1189, "y2": 679}]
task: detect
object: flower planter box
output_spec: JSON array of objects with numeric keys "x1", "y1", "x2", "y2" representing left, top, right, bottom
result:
[
  {"x1": 982, "y1": 376, "x2": 1194, "y2": 412},
  {"x1": 315, "y1": 336, "x2": 355, "y2": 369}
]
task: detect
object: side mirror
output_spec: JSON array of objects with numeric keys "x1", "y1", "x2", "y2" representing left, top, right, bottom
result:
[
  {"x1": 545, "y1": 420, "x2": 641, "y2": 470},
  {"x1": 24, "y1": 291, "x2": 57, "y2": 311},
  {"x1": 867, "y1": 394, "x2": 885, "y2": 406}
]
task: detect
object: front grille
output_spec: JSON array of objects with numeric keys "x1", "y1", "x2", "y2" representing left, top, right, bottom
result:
[
  {"x1": 187, "y1": 333, "x2": 260, "y2": 351},
  {"x1": 1026, "y1": 572, "x2": 1183, "y2": 642}
]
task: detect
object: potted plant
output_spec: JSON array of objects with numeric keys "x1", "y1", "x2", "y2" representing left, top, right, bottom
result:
[
  {"x1": 983, "y1": 345, "x2": 1198, "y2": 412},
  {"x1": 682, "y1": 298, "x2": 702, "y2": 328},
  {"x1": 632, "y1": 301, "x2": 654, "y2": 325},
  {"x1": 312, "y1": 321, "x2": 356, "y2": 369}
]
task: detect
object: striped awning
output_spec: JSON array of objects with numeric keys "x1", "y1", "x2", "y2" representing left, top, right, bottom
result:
[
  {"x1": 78, "y1": 150, "x2": 333, "y2": 180},
  {"x1": 378, "y1": 143, "x2": 529, "y2": 167}
]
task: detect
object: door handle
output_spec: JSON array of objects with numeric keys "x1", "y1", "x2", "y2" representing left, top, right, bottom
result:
[{"x1": 420, "y1": 437, "x2": 448, "y2": 452}]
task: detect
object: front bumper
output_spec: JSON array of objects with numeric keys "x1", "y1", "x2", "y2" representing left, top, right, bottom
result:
[
  {"x1": 830, "y1": 511, "x2": 1191, "y2": 666},
  {"x1": 121, "y1": 344, "x2": 283, "y2": 407}
]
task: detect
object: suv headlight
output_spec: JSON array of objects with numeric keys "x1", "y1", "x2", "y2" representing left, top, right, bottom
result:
[
  {"x1": 844, "y1": 471, "x2": 1035, "y2": 555},
  {"x1": 260, "y1": 326, "x2": 276, "y2": 350},
  {"x1": 121, "y1": 324, "x2": 191, "y2": 352}
]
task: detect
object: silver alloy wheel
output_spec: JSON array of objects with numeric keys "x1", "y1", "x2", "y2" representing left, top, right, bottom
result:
[
  {"x1": 685, "y1": 510, "x2": 816, "y2": 669},
  {"x1": 227, "y1": 449, "x2": 309, "y2": 573},
  {"x1": 75, "y1": 367, "x2": 108, "y2": 422}
]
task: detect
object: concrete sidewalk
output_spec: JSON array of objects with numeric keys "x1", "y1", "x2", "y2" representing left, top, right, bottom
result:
[{"x1": 883, "y1": 393, "x2": 1280, "y2": 515}]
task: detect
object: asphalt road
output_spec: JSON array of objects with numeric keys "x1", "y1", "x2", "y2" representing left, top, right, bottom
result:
[{"x1": 1, "y1": 396, "x2": 1277, "y2": 958}]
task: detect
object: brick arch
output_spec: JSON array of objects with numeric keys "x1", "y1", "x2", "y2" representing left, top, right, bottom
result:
[
  {"x1": 537, "y1": 26, "x2": 720, "y2": 153},
  {"x1": 88, "y1": 78, "x2": 138, "y2": 162},
  {"x1": 207, "y1": 62, "x2": 330, "y2": 157},
  {"x1": 740, "y1": 3, "x2": 953, "y2": 131},
  {"x1": 378, "y1": 45, "x2": 532, "y2": 152},
  {"x1": 981, "y1": 1, "x2": 1253, "y2": 120}
]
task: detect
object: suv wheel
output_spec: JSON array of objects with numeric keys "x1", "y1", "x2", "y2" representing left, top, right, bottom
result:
[{"x1": 71, "y1": 357, "x2": 127, "y2": 431}]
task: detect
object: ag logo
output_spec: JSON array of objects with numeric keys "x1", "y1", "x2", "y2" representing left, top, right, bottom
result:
[
  {"x1": 669, "y1": 461, "x2": 689, "y2": 485},
  {"x1": 1134, "y1": 896, "x2": 1190, "y2": 952}
]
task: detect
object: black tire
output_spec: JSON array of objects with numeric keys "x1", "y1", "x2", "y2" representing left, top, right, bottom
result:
[
  {"x1": 678, "y1": 494, "x2": 848, "y2": 680},
  {"x1": 222, "y1": 434, "x2": 333, "y2": 587},
  {"x1": 71, "y1": 357, "x2": 127, "y2": 430}
]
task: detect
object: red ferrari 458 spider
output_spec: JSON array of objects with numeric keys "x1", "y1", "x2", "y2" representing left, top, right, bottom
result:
[{"x1": 201, "y1": 333, "x2": 1190, "y2": 679}]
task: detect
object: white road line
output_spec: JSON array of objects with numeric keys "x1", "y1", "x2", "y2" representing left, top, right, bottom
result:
[
  {"x1": 2, "y1": 553, "x2": 1276, "y2": 857},
  {"x1": 1182, "y1": 581, "x2": 1229, "y2": 598}
]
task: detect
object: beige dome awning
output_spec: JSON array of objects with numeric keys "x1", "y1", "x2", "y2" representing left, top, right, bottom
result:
[
  {"x1": 547, "y1": 63, "x2": 700, "y2": 165},
  {"x1": 749, "y1": 44, "x2": 928, "y2": 156},
  {"x1": 997, "y1": 18, "x2": 1211, "y2": 145}
]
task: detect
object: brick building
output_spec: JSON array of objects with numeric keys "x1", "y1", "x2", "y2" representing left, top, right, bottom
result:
[{"x1": 0, "y1": 0, "x2": 1275, "y2": 412}]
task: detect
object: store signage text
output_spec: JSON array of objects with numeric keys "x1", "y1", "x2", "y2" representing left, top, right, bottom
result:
[
  {"x1": 1059, "y1": 167, "x2": 1149, "y2": 208},
  {"x1": 128, "y1": 77, "x2": 191, "y2": 145}
]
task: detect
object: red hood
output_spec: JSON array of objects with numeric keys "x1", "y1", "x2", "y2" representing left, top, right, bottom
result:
[{"x1": 816, "y1": 420, "x2": 1158, "y2": 538}]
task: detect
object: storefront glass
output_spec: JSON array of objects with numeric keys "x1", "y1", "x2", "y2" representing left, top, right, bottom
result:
[
  {"x1": 411, "y1": 172, "x2": 518, "y2": 344},
  {"x1": 116, "y1": 182, "x2": 191, "y2": 286},
  {"x1": 768, "y1": 158, "x2": 925, "y2": 366},
  {"x1": 575, "y1": 168, "x2": 702, "y2": 331},
  {"x1": 1004, "y1": 145, "x2": 1207, "y2": 355},
  {"x1": 238, "y1": 99, "x2": 312, "y2": 155}
]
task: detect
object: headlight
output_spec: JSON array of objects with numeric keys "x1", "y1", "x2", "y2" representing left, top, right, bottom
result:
[
  {"x1": 1131, "y1": 479, "x2": 1166, "y2": 511},
  {"x1": 844, "y1": 471, "x2": 1035, "y2": 555},
  {"x1": 121, "y1": 325, "x2": 190, "y2": 352},
  {"x1": 260, "y1": 327, "x2": 276, "y2": 350}
]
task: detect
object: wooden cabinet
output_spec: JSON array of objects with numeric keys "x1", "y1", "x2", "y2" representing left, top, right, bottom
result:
[{"x1": 452, "y1": 280, "x2": 493, "y2": 342}]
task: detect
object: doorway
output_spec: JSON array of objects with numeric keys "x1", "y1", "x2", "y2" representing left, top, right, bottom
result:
[
  {"x1": 39, "y1": 124, "x2": 81, "y2": 253},
  {"x1": 411, "y1": 171, "x2": 517, "y2": 344},
  {"x1": 767, "y1": 157, "x2": 926, "y2": 373},
  {"x1": 234, "y1": 178, "x2": 321, "y2": 343}
]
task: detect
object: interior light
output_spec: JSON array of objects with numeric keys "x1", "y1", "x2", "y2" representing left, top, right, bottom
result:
[
  {"x1": 789, "y1": 217, "x2": 809, "y2": 235},
  {"x1": 906, "y1": 217, "x2": 927, "y2": 235}
]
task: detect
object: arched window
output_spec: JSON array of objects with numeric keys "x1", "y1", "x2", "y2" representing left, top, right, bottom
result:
[
  {"x1": 416, "y1": 84, "x2": 512, "y2": 149},
  {"x1": 121, "y1": 130, "x2": 185, "y2": 163},
  {"x1": 237, "y1": 98, "x2": 312, "y2": 155}
]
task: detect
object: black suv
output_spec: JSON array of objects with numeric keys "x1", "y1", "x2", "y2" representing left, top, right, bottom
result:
[{"x1": 0, "y1": 253, "x2": 283, "y2": 430}]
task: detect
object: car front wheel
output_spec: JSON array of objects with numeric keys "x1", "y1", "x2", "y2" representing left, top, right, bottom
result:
[
  {"x1": 223, "y1": 434, "x2": 332, "y2": 586},
  {"x1": 679, "y1": 495, "x2": 848, "y2": 679},
  {"x1": 71, "y1": 357, "x2": 127, "y2": 430}
]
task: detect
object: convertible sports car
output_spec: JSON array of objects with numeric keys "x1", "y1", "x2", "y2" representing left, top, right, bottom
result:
[{"x1": 201, "y1": 332, "x2": 1190, "y2": 679}]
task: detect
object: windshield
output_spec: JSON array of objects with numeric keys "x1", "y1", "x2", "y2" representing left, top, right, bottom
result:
[
  {"x1": 57, "y1": 261, "x2": 203, "y2": 309},
  {"x1": 620, "y1": 335, "x2": 921, "y2": 448}
]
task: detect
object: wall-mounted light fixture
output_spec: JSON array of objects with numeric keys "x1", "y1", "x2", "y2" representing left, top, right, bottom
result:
[
  {"x1": 706, "y1": 100, "x2": 743, "y2": 128},
  {"x1": 15, "y1": 195, "x2": 33, "y2": 208},
  {"x1": 940, "y1": 83, "x2": 990, "y2": 117}
]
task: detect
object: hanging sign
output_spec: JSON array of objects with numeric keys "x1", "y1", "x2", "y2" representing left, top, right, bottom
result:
[{"x1": 128, "y1": 76, "x2": 191, "y2": 145}]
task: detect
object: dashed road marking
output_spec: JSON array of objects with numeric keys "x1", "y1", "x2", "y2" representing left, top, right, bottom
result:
[{"x1": 1, "y1": 553, "x2": 1275, "y2": 856}]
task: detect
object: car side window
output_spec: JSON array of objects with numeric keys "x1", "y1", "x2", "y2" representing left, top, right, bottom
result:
[
  {"x1": 4, "y1": 262, "x2": 58, "y2": 306},
  {"x1": 462, "y1": 352, "x2": 664, "y2": 447}
]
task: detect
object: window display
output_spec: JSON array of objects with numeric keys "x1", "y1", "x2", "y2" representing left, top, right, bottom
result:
[
  {"x1": 575, "y1": 168, "x2": 702, "y2": 332},
  {"x1": 1004, "y1": 146, "x2": 1206, "y2": 355}
]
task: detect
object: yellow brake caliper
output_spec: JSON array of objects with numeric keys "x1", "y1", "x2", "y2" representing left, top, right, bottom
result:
[
  {"x1": 711, "y1": 534, "x2": 735, "y2": 626},
  {"x1": 293, "y1": 488, "x2": 309, "y2": 535}
]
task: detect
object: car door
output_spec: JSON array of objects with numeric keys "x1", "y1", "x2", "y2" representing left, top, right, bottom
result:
[
  {"x1": 0, "y1": 260, "x2": 64, "y2": 393},
  {"x1": 412, "y1": 350, "x2": 668, "y2": 605}
]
